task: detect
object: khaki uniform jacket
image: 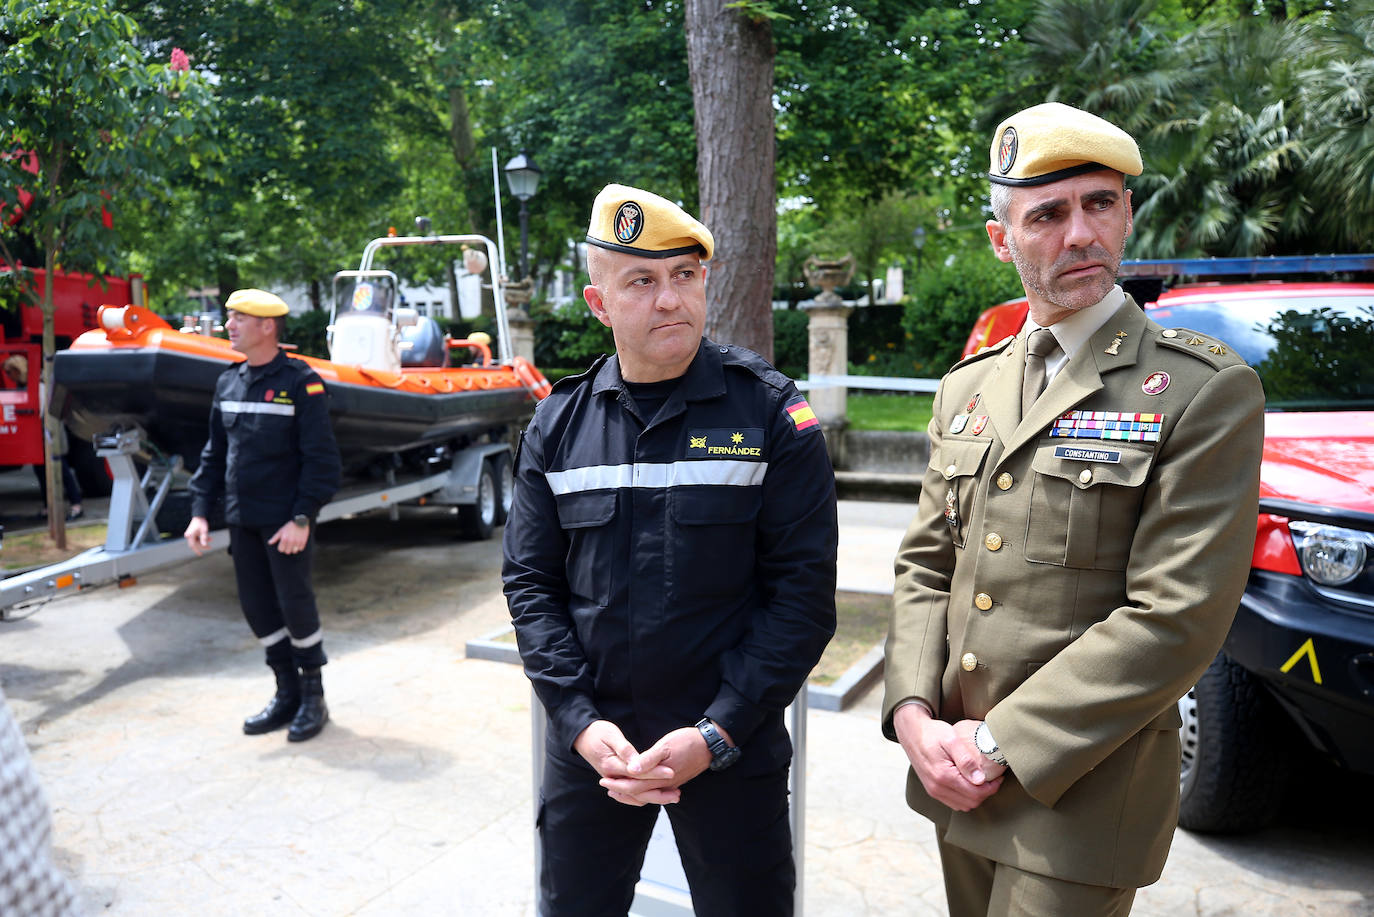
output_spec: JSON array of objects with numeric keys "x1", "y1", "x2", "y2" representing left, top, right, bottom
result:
[{"x1": 882, "y1": 297, "x2": 1265, "y2": 888}]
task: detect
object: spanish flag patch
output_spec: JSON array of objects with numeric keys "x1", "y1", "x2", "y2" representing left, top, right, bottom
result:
[
  {"x1": 786, "y1": 399, "x2": 819, "y2": 432},
  {"x1": 305, "y1": 382, "x2": 325, "y2": 396}
]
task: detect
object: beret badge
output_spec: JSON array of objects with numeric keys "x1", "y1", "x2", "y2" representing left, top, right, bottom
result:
[
  {"x1": 614, "y1": 202, "x2": 644, "y2": 244},
  {"x1": 998, "y1": 127, "x2": 1018, "y2": 175}
]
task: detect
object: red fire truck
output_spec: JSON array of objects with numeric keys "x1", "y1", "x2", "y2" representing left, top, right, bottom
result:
[{"x1": 0, "y1": 266, "x2": 141, "y2": 493}]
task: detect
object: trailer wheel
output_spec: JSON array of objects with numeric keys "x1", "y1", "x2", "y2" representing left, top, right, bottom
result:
[
  {"x1": 458, "y1": 459, "x2": 498, "y2": 540},
  {"x1": 491, "y1": 452, "x2": 513, "y2": 527},
  {"x1": 1178, "y1": 652, "x2": 1293, "y2": 833}
]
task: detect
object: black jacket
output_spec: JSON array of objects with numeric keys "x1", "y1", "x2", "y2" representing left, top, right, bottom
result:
[
  {"x1": 502, "y1": 339, "x2": 838, "y2": 773},
  {"x1": 189, "y1": 350, "x2": 341, "y2": 528}
]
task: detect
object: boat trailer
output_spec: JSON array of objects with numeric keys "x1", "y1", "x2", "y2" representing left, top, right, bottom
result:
[{"x1": 0, "y1": 425, "x2": 510, "y2": 618}]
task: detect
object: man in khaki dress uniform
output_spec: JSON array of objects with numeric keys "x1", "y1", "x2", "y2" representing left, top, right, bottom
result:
[{"x1": 882, "y1": 102, "x2": 1266, "y2": 916}]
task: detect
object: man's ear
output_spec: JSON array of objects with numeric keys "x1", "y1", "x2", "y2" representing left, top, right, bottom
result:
[
  {"x1": 584, "y1": 285, "x2": 611, "y2": 328},
  {"x1": 986, "y1": 219, "x2": 1014, "y2": 264}
]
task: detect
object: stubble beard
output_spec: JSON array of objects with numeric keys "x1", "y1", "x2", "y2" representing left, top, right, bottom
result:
[{"x1": 1005, "y1": 229, "x2": 1128, "y2": 316}]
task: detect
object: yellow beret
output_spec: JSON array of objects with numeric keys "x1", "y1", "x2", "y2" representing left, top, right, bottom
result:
[
  {"x1": 225, "y1": 288, "x2": 289, "y2": 317},
  {"x1": 586, "y1": 184, "x2": 714, "y2": 261},
  {"x1": 989, "y1": 102, "x2": 1142, "y2": 187}
]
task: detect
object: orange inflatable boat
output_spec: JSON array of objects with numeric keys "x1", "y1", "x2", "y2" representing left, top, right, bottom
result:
[{"x1": 54, "y1": 232, "x2": 550, "y2": 474}]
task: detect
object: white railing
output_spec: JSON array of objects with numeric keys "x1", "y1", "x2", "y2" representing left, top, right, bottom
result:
[{"x1": 797, "y1": 373, "x2": 941, "y2": 394}]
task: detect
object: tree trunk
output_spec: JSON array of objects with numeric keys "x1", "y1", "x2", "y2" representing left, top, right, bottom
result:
[
  {"x1": 41, "y1": 244, "x2": 66, "y2": 549},
  {"x1": 216, "y1": 262, "x2": 241, "y2": 310},
  {"x1": 685, "y1": 0, "x2": 777, "y2": 360}
]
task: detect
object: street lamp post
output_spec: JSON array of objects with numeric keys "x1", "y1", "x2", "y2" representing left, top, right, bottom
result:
[
  {"x1": 912, "y1": 225, "x2": 927, "y2": 278},
  {"x1": 503, "y1": 149, "x2": 543, "y2": 282}
]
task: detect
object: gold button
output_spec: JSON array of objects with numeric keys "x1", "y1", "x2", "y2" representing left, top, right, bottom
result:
[
  {"x1": 1079, "y1": 469, "x2": 1093, "y2": 484},
  {"x1": 1162, "y1": 329, "x2": 1178, "y2": 338},
  {"x1": 945, "y1": 463, "x2": 957, "y2": 477},
  {"x1": 961, "y1": 652, "x2": 978, "y2": 671},
  {"x1": 985, "y1": 533, "x2": 1003, "y2": 551},
  {"x1": 974, "y1": 593, "x2": 993, "y2": 611},
  {"x1": 996, "y1": 472, "x2": 1014, "y2": 491}
]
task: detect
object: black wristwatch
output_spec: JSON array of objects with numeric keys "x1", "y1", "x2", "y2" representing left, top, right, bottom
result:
[
  {"x1": 292, "y1": 514, "x2": 310, "y2": 528},
  {"x1": 695, "y1": 718, "x2": 741, "y2": 772}
]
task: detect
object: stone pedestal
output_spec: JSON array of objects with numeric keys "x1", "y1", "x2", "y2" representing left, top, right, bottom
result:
[
  {"x1": 503, "y1": 280, "x2": 536, "y2": 363},
  {"x1": 802, "y1": 298, "x2": 854, "y2": 466}
]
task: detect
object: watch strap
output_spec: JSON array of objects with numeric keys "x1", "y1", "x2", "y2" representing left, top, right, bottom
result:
[{"x1": 695, "y1": 718, "x2": 740, "y2": 771}]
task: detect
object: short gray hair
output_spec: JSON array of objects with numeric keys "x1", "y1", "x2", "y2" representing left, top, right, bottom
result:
[{"x1": 989, "y1": 182, "x2": 1014, "y2": 225}]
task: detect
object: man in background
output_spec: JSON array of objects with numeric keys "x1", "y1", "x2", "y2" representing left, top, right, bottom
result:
[{"x1": 185, "y1": 289, "x2": 340, "y2": 743}]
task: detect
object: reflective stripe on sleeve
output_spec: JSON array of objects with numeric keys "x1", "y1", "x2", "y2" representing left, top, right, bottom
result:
[
  {"x1": 545, "y1": 460, "x2": 767, "y2": 495},
  {"x1": 221, "y1": 401, "x2": 297, "y2": 416}
]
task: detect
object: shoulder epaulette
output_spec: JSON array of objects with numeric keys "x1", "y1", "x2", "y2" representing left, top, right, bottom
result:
[
  {"x1": 953, "y1": 335, "x2": 1014, "y2": 370},
  {"x1": 548, "y1": 354, "x2": 607, "y2": 394},
  {"x1": 1153, "y1": 327, "x2": 1248, "y2": 370},
  {"x1": 717, "y1": 342, "x2": 790, "y2": 391}
]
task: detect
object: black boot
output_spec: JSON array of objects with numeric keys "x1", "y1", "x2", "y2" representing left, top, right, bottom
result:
[
  {"x1": 287, "y1": 667, "x2": 328, "y2": 742},
  {"x1": 243, "y1": 660, "x2": 301, "y2": 735}
]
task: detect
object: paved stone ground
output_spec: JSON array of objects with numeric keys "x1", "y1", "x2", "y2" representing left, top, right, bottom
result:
[{"x1": 0, "y1": 481, "x2": 1371, "y2": 915}]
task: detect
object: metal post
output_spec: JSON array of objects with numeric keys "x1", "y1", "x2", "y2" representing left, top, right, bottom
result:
[{"x1": 518, "y1": 200, "x2": 530, "y2": 283}]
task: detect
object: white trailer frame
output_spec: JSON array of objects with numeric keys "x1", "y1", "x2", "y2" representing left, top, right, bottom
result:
[{"x1": 0, "y1": 425, "x2": 509, "y2": 618}]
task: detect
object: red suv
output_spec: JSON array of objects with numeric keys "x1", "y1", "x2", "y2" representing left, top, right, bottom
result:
[{"x1": 962, "y1": 256, "x2": 1374, "y2": 832}]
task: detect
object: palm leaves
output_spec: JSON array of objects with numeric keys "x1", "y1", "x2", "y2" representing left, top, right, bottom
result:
[{"x1": 997, "y1": 0, "x2": 1374, "y2": 258}]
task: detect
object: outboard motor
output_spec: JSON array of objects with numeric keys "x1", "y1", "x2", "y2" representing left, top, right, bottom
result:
[{"x1": 399, "y1": 316, "x2": 448, "y2": 368}]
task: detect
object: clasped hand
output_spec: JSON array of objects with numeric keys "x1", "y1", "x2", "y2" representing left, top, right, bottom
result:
[
  {"x1": 893, "y1": 704, "x2": 1007, "y2": 812},
  {"x1": 574, "y1": 720, "x2": 716, "y2": 807}
]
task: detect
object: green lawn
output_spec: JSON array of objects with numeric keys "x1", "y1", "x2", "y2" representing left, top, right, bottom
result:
[
  {"x1": 538, "y1": 369, "x2": 934, "y2": 432},
  {"x1": 846, "y1": 391, "x2": 933, "y2": 432}
]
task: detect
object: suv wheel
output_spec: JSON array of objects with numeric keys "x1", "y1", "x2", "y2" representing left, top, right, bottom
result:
[{"x1": 1178, "y1": 652, "x2": 1293, "y2": 833}]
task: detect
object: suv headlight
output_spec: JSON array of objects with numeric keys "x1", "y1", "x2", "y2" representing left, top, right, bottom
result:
[{"x1": 1289, "y1": 521, "x2": 1373, "y2": 586}]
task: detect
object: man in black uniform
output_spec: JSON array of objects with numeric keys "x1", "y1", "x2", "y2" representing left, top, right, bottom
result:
[
  {"x1": 503, "y1": 184, "x2": 838, "y2": 916},
  {"x1": 185, "y1": 288, "x2": 341, "y2": 743}
]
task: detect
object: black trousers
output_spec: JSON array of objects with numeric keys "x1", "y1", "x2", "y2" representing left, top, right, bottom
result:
[
  {"x1": 538, "y1": 746, "x2": 794, "y2": 917},
  {"x1": 32, "y1": 459, "x2": 81, "y2": 507},
  {"x1": 228, "y1": 525, "x2": 327, "y2": 669}
]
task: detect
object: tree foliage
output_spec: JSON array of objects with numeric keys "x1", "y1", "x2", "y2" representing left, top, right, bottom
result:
[
  {"x1": 995, "y1": 0, "x2": 1374, "y2": 257},
  {"x1": 0, "y1": 0, "x2": 218, "y2": 540}
]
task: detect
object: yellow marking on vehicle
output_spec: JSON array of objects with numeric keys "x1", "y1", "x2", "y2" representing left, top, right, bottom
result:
[{"x1": 1279, "y1": 637, "x2": 1322, "y2": 685}]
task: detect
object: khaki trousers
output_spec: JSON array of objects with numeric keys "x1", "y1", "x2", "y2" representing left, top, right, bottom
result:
[{"x1": 937, "y1": 826, "x2": 1137, "y2": 917}]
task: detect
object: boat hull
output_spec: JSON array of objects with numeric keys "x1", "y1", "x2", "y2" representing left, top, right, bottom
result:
[{"x1": 55, "y1": 338, "x2": 536, "y2": 474}]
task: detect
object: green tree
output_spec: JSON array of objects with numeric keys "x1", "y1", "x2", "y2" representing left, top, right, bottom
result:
[
  {"x1": 1300, "y1": 1, "x2": 1374, "y2": 252},
  {"x1": 0, "y1": 0, "x2": 217, "y2": 544},
  {"x1": 118, "y1": 0, "x2": 424, "y2": 309},
  {"x1": 993, "y1": 0, "x2": 1374, "y2": 258}
]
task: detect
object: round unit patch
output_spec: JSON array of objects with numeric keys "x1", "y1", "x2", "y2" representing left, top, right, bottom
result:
[
  {"x1": 614, "y1": 202, "x2": 644, "y2": 244},
  {"x1": 1142, "y1": 371, "x2": 1171, "y2": 395},
  {"x1": 997, "y1": 127, "x2": 1018, "y2": 174}
]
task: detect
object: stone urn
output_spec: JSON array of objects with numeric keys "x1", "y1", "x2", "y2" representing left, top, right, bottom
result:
[
  {"x1": 462, "y1": 246, "x2": 489, "y2": 277},
  {"x1": 503, "y1": 277, "x2": 534, "y2": 309},
  {"x1": 803, "y1": 254, "x2": 856, "y2": 305}
]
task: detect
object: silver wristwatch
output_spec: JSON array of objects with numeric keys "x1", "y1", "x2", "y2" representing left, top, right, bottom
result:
[{"x1": 974, "y1": 721, "x2": 1008, "y2": 766}]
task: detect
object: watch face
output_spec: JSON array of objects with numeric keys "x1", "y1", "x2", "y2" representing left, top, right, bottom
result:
[
  {"x1": 976, "y1": 725, "x2": 995, "y2": 755},
  {"x1": 710, "y1": 745, "x2": 741, "y2": 771}
]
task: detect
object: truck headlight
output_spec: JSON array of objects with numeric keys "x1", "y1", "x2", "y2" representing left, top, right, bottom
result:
[{"x1": 1289, "y1": 521, "x2": 1371, "y2": 587}]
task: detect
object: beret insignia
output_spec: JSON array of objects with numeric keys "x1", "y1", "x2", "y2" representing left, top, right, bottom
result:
[{"x1": 614, "y1": 202, "x2": 644, "y2": 244}]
